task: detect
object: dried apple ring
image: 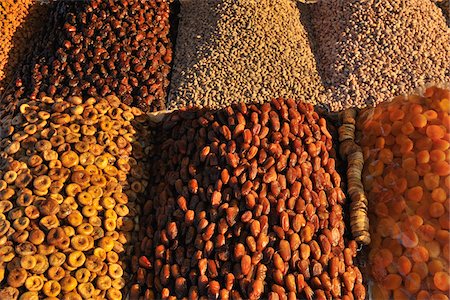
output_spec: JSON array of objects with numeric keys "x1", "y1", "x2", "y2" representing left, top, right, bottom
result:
[
  {"x1": 79, "y1": 152, "x2": 95, "y2": 166},
  {"x1": 33, "y1": 176, "x2": 51, "y2": 191},
  {"x1": 106, "y1": 251, "x2": 119, "y2": 264},
  {"x1": 47, "y1": 266, "x2": 65, "y2": 281},
  {"x1": 87, "y1": 186, "x2": 103, "y2": 199},
  {"x1": 77, "y1": 192, "x2": 93, "y2": 206},
  {"x1": 75, "y1": 268, "x2": 91, "y2": 284},
  {"x1": 85, "y1": 255, "x2": 104, "y2": 273},
  {"x1": 71, "y1": 235, "x2": 90, "y2": 251},
  {"x1": 111, "y1": 278, "x2": 126, "y2": 290},
  {"x1": 65, "y1": 183, "x2": 82, "y2": 197},
  {"x1": 24, "y1": 275, "x2": 44, "y2": 292},
  {"x1": 96, "y1": 275, "x2": 112, "y2": 290},
  {"x1": 67, "y1": 211, "x2": 83, "y2": 227},
  {"x1": 60, "y1": 276, "x2": 78, "y2": 293},
  {"x1": 49, "y1": 252, "x2": 66, "y2": 267},
  {"x1": 98, "y1": 237, "x2": 115, "y2": 252},
  {"x1": 77, "y1": 223, "x2": 94, "y2": 235},
  {"x1": 68, "y1": 251, "x2": 86, "y2": 268},
  {"x1": 39, "y1": 215, "x2": 59, "y2": 230},
  {"x1": 106, "y1": 287, "x2": 122, "y2": 300},
  {"x1": 0, "y1": 218, "x2": 10, "y2": 236},
  {"x1": 90, "y1": 174, "x2": 107, "y2": 187},
  {"x1": 61, "y1": 151, "x2": 79, "y2": 168},
  {"x1": 31, "y1": 254, "x2": 49, "y2": 275},
  {"x1": 3, "y1": 171, "x2": 17, "y2": 184},
  {"x1": 0, "y1": 287, "x2": 19, "y2": 299},
  {"x1": 20, "y1": 255, "x2": 37, "y2": 270},
  {"x1": 7, "y1": 268, "x2": 27, "y2": 287},
  {"x1": 104, "y1": 219, "x2": 116, "y2": 232},
  {"x1": 77, "y1": 282, "x2": 95, "y2": 299},
  {"x1": 42, "y1": 280, "x2": 61, "y2": 297},
  {"x1": 71, "y1": 171, "x2": 91, "y2": 188},
  {"x1": 100, "y1": 197, "x2": 116, "y2": 210},
  {"x1": 107, "y1": 263, "x2": 123, "y2": 279},
  {"x1": 82, "y1": 206, "x2": 97, "y2": 218},
  {"x1": 15, "y1": 242, "x2": 37, "y2": 256}
]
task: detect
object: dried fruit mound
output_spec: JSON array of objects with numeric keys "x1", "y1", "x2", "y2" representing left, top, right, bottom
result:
[
  {"x1": 10, "y1": 0, "x2": 173, "y2": 112},
  {"x1": 311, "y1": 0, "x2": 450, "y2": 110},
  {"x1": 134, "y1": 99, "x2": 365, "y2": 299},
  {"x1": 0, "y1": 0, "x2": 48, "y2": 88},
  {"x1": 0, "y1": 95, "x2": 152, "y2": 299},
  {"x1": 168, "y1": 0, "x2": 325, "y2": 111},
  {"x1": 357, "y1": 86, "x2": 450, "y2": 299}
]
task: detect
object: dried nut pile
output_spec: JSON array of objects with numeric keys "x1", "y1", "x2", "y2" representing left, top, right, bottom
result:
[
  {"x1": 13, "y1": 0, "x2": 172, "y2": 112},
  {"x1": 134, "y1": 99, "x2": 366, "y2": 299},
  {"x1": 0, "y1": 95, "x2": 151, "y2": 299},
  {"x1": 357, "y1": 86, "x2": 450, "y2": 299},
  {"x1": 311, "y1": 0, "x2": 450, "y2": 110},
  {"x1": 0, "y1": 0, "x2": 48, "y2": 87},
  {"x1": 168, "y1": 0, "x2": 325, "y2": 110}
]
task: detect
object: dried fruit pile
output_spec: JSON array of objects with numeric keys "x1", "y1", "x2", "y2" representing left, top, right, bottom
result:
[
  {"x1": 311, "y1": 0, "x2": 450, "y2": 110},
  {"x1": 134, "y1": 99, "x2": 366, "y2": 299},
  {"x1": 357, "y1": 86, "x2": 450, "y2": 299},
  {"x1": 168, "y1": 0, "x2": 325, "y2": 110},
  {"x1": 0, "y1": 0, "x2": 48, "y2": 88},
  {"x1": 0, "y1": 95, "x2": 151, "y2": 299},
  {"x1": 10, "y1": 0, "x2": 172, "y2": 112}
]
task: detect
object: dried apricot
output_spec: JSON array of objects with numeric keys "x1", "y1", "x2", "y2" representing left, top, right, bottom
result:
[
  {"x1": 426, "y1": 125, "x2": 445, "y2": 140},
  {"x1": 404, "y1": 272, "x2": 421, "y2": 293},
  {"x1": 411, "y1": 246, "x2": 429, "y2": 263},
  {"x1": 429, "y1": 202, "x2": 445, "y2": 218},
  {"x1": 397, "y1": 256, "x2": 412, "y2": 276},
  {"x1": 417, "y1": 150, "x2": 430, "y2": 164},
  {"x1": 405, "y1": 186, "x2": 423, "y2": 203},
  {"x1": 431, "y1": 188, "x2": 447, "y2": 203},
  {"x1": 400, "y1": 230, "x2": 419, "y2": 248},
  {"x1": 433, "y1": 272, "x2": 450, "y2": 292},
  {"x1": 412, "y1": 262, "x2": 429, "y2": 280},
  {"x1": 382, "y1": 274, "x2": 402, "y2": 290},
  {"x1": 411, "y1": 114, "x2": 428, "y2": 128}
]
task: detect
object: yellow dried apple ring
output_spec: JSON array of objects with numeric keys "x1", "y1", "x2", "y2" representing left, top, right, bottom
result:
[
  {"x1": 104, "y1": 219, "x2": 116, "y2": 232},
  {"x1": 77, "y1": 192, "x2": 93, "y2": 206},
  {"x1": 81, "y1": 125, "x2": 96, "y2": 136},
  {"x1": 46, "y1": 227, "x2": 67, "y2": 247},
  {"x1": 5, "y1": 141, "x2": 21, "y2": 155},
  {"x1": 106, "y1": 287, "x2": 122, "y2": 300},
  {"x1": 7, "y1": 268, "x2": 27, "y2": 287},
  {"x1": 15, "y1": 174, "x2": 32, "y2": 191},
  {"x1": 104, "y1": 209, "x2": 117, "y2": 220},
  {"x1": 34, "y1": 188, "x2": 49, "y2": 197},
  {"x1": 71, "y1": 235, "x2": 90, "y2": 251},
  {"x1": 31, "y1": 254, "x2": 49, "y2": 275},
  {"x1": 85, "y1": 255, "x2": 103, "y2": 274},
  {"x1": 100, "y1": 197, "x2": 116, "y2": 210},
  {"x1": 0, "y1": 188, "x2": 15, "y2": 200},
  {"x1": 29, "y1": 229, "x2": 45, "y2": 245},
  {"x1": 106, "y1": 252, "x2": 119, "y2": 264},
  {"x1": 82, "y1": 206, "x2": 97, "y2": 218},
  {"x1": 69, "y1": 124, "x2": 81, "y2": 133},
  {"x1": 77, "y1": 223, "x2": 94, "y2": 235},
  {"x1": 85, "y1": 164, "x2": 99, "y2": 176},
  {"x1": 47, "y1": 266, "x2": 65, "y2": 281},
  {"x1": 93, "y1": 248, "x2": 107, "y2": 261},
  {"x1": 0, "y1": 200, "x2": 13, "y2": 214},
  {"x1": 67, "y1": 211, "x2": 83, "y2": 227},
  {"x1": 111, "y1": 278, "x2": 125, "y2": 290},
  {"x1": 43, "y1": 280, "x2": 61, "y2": 297},
  {"x1": 60, "y1": 276, "x2": 78, "y2": 293},
  {"x1": 24, "y1": 275, "x2": 44, "y2": 292},
  {"x1": 13, "y1": 216, "x2": 30, "y2": 231},
  {"x1": 114, "y1": 204, "x2": 129, "y2": 217},
  {"x1": 42, "y1": 150, "x2": 58, "y2": 161},
  {"x1": 24, "y1": 205, "x2": 40, "y2": 219},
  {"x1": 62, "y1": 292, "x2": 82, "y2": 300},
  {"x1": 90, "y1": 174, "x2": 107, "y2": 187},
  {"x1": 24, "y1": 124, "x2": 37, "y2": 135},
  {"x1": 107, "y1": 263, "x2": 123, "y2": 280},
  {"x1": 61, "y1": 151, "x2": 79, "y2": 168},
  {"x1": 20, "y1": 255, "x2": 37, "y2": 270},
  {"x1": 77, "y1": 282, "x2": 95, "y2": 299},
  {"x1": 12, "y1": 230, "x2": 29, "y2": 243},
  {"x1": 15, "y1": 242, "x2": 37, "y2": 256},
  {"x1": 28, "y1": 155, "x2": 43, "y2": 168},
  {"x1": 75, "y1": 142, "x2": 90, "y2": 153},
  {"x1": 64, "y1": 197, "x2": 78, "y2": 210},
  {"x1": 0, "y1": 287, "x2": 19, "y2": 299},
  {"x1": 71, "y1": 171, "x2": 90, "y2": 188},
  {"x1": 98, "y1": 237, "x2": 115, "y2": 252},
  {"x1": 65, "y1": 183, "x2": 82, "y2": 197},
  {"x1": 75, "y1": 268, "x2": 91, "y2": 284},
  {"x1": 49, "y1": 135, "x2": 65, "y2": 147},
  {"x1": 3, "y1": 171, "x2": 17, "y2": 184},
  {"x1": 96, "y1": 275, "x2": 112, "y2": 290},
  {"x1": 49, "y1": 252, "x2": 66, "y2": 267},
  {"x1": 33, "y1": 176, "x2": 51, "y2": 191},
  {"x1": 68, "y1": 251, "x2": 86, "y2": 268},
  {"x1": 79, "y1": 152, "x2": 95, "y2": 166},
  {"x1": 39, "y1": 215, "x2": 59, "y2": 230},
  {"x1": 94, "y1": 156, "x2": 109, "y2": 170},
  {"x1": 87, "y1": 186, "x2": 103, "y2": 199}
]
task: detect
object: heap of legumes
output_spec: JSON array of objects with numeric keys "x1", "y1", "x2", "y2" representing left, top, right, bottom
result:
[{"x1": 168, "y1": 0, "x2": 325, "y2": 110}]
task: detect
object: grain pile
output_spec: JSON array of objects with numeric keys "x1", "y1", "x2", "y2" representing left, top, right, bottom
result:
[
  {"x1": 0, "y1": 0, "x2": 48, "y2": 88},
  {"x1": 168, "y1": 0, "x2": 325, "y2": 110},
  {"x1": 134, "y1": 99, "x2": 366, "y2": 299},
  {"x1": 357, "y1": 86, "x2": 450, "y2": 299},
  {"x1": 0, "y1": 95, "x2": 152, "y2": 299},
  {"x1": 311, "y1": 0, "x2": 450, "y2": 110},
  {"x1": 11, "y1": 0, "x2": 173, "y2": 112}
]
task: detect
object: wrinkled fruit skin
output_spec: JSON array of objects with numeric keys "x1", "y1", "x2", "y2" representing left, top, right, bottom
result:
[{"x1": 136, "y1": 99, "x2": 365, "y2": 299}]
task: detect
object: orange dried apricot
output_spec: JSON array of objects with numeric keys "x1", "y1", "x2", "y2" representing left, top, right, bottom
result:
[
  {"x1": 379, "y1": 148, "x2": 394, "y2": 164},
  {"x1": 432, "y1": 161, "x2": 450, "y2": 176},
  {"x1": 428, "y1": 259, "x2": 444, "y2": 275},
  {"x1": 382, "y1": 274, "x2": 402, "y2": 290},
  {"x1": 417, "y1": 224, "x2": 436, "y2": 242},
  {"x1": 430, "y1": 149, "x2": 446, "y2": 162},
  {"x1": 392, "y1": 288, "x2": 410, "y2": 300},
  {"x1": 433, "y1": 139, "x2": 450, "y2": 151},
  {"x1": 430, "y1": 293, "x2": 449, "y2": 300},
  {"x1": 411, "y1": 114, "x2": 428, "y2": 128},
  {"x1": 426, "y1": 125, "x2": 445, "y2": 140},
  {"x1": 405, "y1": 186, "x2": 424, "y2": 203},
  {"x1": 397, "y1": 256, "x2": 412, "y2": 276},
  {"x1": 412, "y1": 262, "x2": 429, "y2": 280},
  {"x1": 400, "y1": 229, "x2": 419, "y2": 248},
  {"x1": 404, "y1": 272, "x2": 421, "y2": 294},
  {"x1": 433, "y1": 272, "x2": 450, "y2": 292},
  {"x1": 429, "y1": 202, "x2": 445, "y2": 218},
  {"x1": 423, "y1": 173, "x2": 440, "y2": 190},
  {"x1": 401, "y1": 122, "x2": 415, "y2": 135},
  {"x1": 431, "y1": 188, "x2": 447, "y2": 203},
  {"x1": 417, "y1": 290, "x2": 431, "y2": 300},
  {"x1": 425, "y1": 241, "x2": 441, "y2": 259},
  {"x1": 424, "y1": 110, "x2": 439, "y2": 120},
  {"x1": 411, "y1": 246, "x2": 430, "y2": 263},
  {"x1": 417, "y1": 150, "x2": 430, "y2": 164}
]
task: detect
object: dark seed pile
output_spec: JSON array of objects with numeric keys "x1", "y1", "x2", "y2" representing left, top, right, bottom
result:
[
  {"x1": 132, "y1": 99, "x2": 366, "y2": 299},
  {"x1": 9, "y1": 0, "x2": 173, "y2": 112}
]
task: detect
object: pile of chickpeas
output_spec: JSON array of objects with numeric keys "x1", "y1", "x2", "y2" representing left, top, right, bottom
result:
[
  {"x1": 357, "y1": 86, "x2": 450, "y2": 299},
  {"x1": 0, "y1": 95, "x2": 151, "y2": 299}
]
